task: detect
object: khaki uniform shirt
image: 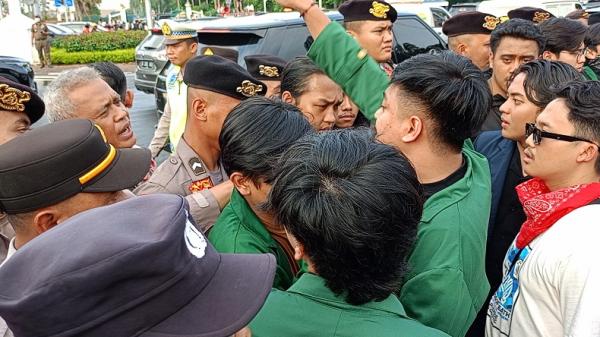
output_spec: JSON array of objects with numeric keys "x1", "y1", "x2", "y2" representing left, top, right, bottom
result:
[
  {"x1": 31, "y1": 22, "x2": 48, "y2": 41},
  {"x1": 134, "y1": 138, "x2": 226, "y2": 232}
]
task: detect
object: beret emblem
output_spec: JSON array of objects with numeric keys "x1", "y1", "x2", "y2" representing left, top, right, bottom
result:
[
  {"x1": 369, "y1": 1, "x2": 389, "y2": 19},
  {"x1": 533, "y1": 11, "x2": 551, "y2": 23},
  {"x1": 259, "y1": 65, "x2": 279, "y2": 78},
  {"x1": 0, "y1": 83, "x2": 31, "y2": 112},
  {"x1": 236, "y1": 80, "x2": 264, "y2": 97},
  {"x1": 161, "y1": 22, "x2": 172, "y2": 36},
  {"x1": 483, "y1": 16, "x2": 499, "y2": 30}
]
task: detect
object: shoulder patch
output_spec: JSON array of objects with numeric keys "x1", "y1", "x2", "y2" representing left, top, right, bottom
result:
[
  {"x1": 188, "y1": 158, "x2": 206, "y2": 176},
  {"x1": 189, "y1": 177, "x2": 213, "y2": 193}
]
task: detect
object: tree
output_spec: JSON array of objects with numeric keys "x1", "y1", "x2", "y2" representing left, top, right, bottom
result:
[{"x1": 75, "y1": 0, "x2": 101, "y2": 19}]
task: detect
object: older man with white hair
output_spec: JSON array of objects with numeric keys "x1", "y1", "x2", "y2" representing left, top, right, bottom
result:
[{"x1": 44, "y1": 67, "x2": 137, "y2": 149}]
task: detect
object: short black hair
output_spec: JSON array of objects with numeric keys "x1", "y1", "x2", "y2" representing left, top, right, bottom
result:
[
  {"x1": 220, "y1": 97, "x2": 313, "y2": 184},
  {"x1": 509, "y1": 60, "x2": 582, "y2": 109},
  {"x1": 585, "y1": 23, "x2": 600, "y2": 48},
  {"x1": 539, "y1": 18, "x2": 587, "y2": 54},
  {"x1": 269, "y1": 129, "x2": 423, "y2": 305},
  {"x1": 88, "y1": 62, "x2": 127, "y2": 101},
  {"x1": 490, "y1": 19, "x2": 546, "y2": 55},
  {"x1": 553, "y1": 81, "x2": 600, "y2": 173},
  {"x1": 391, "y1": 51, "x2": 491, "y2": 151},
  {"x1": 280, "y1": 56, "x2": 325, "y2": 98}
]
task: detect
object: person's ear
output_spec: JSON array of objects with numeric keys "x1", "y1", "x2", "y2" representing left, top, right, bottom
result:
[
  {"x1": 542, "y1": 50, "x2": 557, "y2": 61},
  {"x1": 576, "y1": 143, "x2": 598, "y2": 165},
  {"x1": 230, "y1": 172, "x2": 252, "y2": 196},
  {"x1": 488, "y1": 51, "x2": 494, "y2": 69},
  {"x1": 401, "y1": 115, "x2": 423, "y2": 143},
  {"x1": 190, "y1": 96, "x2": 208, "y2": 121},
  {"x1": 281, "y1": 91, "x2": 296, "y2": 105},
  {"x1": 457, "y1": 42, "x2": 468, "y2": 56},
  {"x1": 190, "y1": 42, "x2": 198, "y2": 54},
  {"x1": 31, "y1": 209, "x2": 60, "y2": 234},
  {"x1": 124, "y1": 89, "x2": 134, "y2": 108}
]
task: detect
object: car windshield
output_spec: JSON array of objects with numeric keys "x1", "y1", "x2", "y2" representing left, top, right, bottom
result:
[{"x1": 142, "y1": 35, "x2": 165, "y2": 50}]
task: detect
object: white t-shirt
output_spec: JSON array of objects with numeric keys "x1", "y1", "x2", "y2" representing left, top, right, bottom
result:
[{"x1": 486, "y1": 204, "x2": 600, "y2": 337}]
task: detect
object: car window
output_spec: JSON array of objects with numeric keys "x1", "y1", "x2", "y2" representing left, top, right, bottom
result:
[
  {"x1": 142, "y1": 34, "x2": 165, "y2": 50},
  {"x1": 430, "y1": 7, "x2": 449, "y2": 27},
  {"x1": 197, "y1": 32, "x2": 264, "y2": 64},
  {"x1": 392, "y1": 17, "x2": 446, "y2": 63},
  {"x1": 277, "y1": 25, "x2": 311, "y2": 59}
]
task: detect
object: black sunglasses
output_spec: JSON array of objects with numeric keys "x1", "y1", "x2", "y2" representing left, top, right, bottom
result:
[{"x1": 525, "y1": 123, "x2": 597, "y2": 146}]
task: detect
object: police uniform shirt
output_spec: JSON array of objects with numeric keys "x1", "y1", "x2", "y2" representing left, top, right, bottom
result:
[
  {"x1": 32, "y1": 22, "x2": 49, "y2": 40},
  {"x1": 0, "y1": 214, "x2": 13, "y2": 263},
  {"x1": 134, "y1": 138, "x2": 226, "y2": 232}
]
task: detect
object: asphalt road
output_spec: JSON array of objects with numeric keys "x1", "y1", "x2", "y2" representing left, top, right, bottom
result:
[{"x1": 36, "y1": 72, "x2": 168, "y2": 162}]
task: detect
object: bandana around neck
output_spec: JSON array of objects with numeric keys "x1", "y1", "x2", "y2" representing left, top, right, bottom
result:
[{"x1": 515, "y1": 177, "x2": 600, "y2": 249}]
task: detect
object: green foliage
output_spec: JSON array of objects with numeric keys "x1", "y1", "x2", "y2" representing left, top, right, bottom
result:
[
  {"x1": 51, "y1": 48, "x2": 136, "y2": 64},
  {"x1": 51, "y1": 31, "x2": 147, "y2": 52}
]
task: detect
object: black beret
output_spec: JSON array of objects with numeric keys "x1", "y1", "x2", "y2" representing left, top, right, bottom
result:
[
  {"x1": 0, "y1": 77, "x2": 44, "y2": 125},
  {"x1": 442, "y1": 11, "x2": 499, "y2": 37},
  {"x1": 508, "y1": 7, "x2": 555, "y2": 24},
  {"x1": 244, "y1": 54, "x2": 287, "y2": 80},
  {"x1": 0, "y1": 119, "x2": 151, "y2": 214},
  {"x1": 183, "y1": 55, "x2": 266, "y2": 100},
  {"x1": 199, "y1": 46, "x2": 239, "y2": 63},
  {"x1": 339, "y1": 0, "x2": 397, "y2": 23}
]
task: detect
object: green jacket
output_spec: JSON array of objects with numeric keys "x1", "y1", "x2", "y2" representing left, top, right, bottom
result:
[
  {"x1": 250, "y1": 273, "x2": 450, "y2": 337},
  {"x1": 308, "y1": 22, "x2": 491, "y2": 337},
  {"x1": 583, "y1": 66, "x2": 599, "y2": 81},
  {"x1": 208, "y1": 189, "x2": 296, "y2": 290}
]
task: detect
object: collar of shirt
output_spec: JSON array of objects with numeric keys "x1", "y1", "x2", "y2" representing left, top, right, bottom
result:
[
  {"x1": 0, "y1": 238, "x2": 17, "y2": 268},
  {"x1": 287, "y1": 273, "x2": 410, "y2": 318},
  {"x1": 229, "y1": 189, "x2": 278, "y2": 250}
]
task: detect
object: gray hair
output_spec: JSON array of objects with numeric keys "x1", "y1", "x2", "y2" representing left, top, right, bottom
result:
[{"x1": 44, "y1": 67, "x2": 102, "y2": 122}]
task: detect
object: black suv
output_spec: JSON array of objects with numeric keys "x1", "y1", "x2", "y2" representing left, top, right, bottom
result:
[
  {"x1": 154, "y1": 11, "x2": 447, "y2": 114},
  {"x1": 0, "y1": 56, "x2": 36, "y2": 90}
]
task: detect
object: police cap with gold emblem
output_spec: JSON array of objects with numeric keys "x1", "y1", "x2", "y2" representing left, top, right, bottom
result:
[
  {"x1": 0, "y1": 77, "x2": 44, "y2": 124},
  {"x1": 0, "y1": 119, "x2": 151, "y2": 214},
  {"x1": 442, "y1": 11, "x2": 499, "y2": 37},
  {"x1": 507, "y1": 7, "x2": 555, "y2": 24},
  {"x1": 183, "y1": 55, "x2": 266, "y2": 100},
  {"x1": 244, "y1": 54, "x2": 287, "y2": 81},
  {"x1": 339, "y1": 0, "x2": 398, "y2": 23},
  {"x1": 160, "y1": 19, "x2": 198, "y2": 45}
]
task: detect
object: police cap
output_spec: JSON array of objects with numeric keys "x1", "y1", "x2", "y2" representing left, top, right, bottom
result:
[
  {"x1": 442, "y1": 11, "x2": 499, "y2": 37},
  {"x1": 183, "y1": 55, "x2": 266, "y2": 100},
  {"x1": 508, "y1": 7, "x2": 555, "y2": 24},
  {"x1": 339, "y1": 0, "x2": 398, "y2": 23},
  {"x1": 244, "y1": 54, "x2": 287, "y2": 81},
  {"x1": 0, "y1": 119, "x2": 151, "y2": 214},
  {"x1": 0, "y1": 77, "x2": 44, "y2": 125},
  {"x1": 160, "y1": 20, "x2": 198, "y2": 45}
]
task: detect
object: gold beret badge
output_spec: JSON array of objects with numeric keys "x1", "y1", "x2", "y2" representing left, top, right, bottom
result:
[
  {"x1": 369, "y1": 1, "x2": 390, "y2": 19},
  {"x1": 533, "y1": 12, "x2": 551, "y2": 23},
  {"x1": 483, "y1": 16, "x2": 499, "y2": 31},
  {"x1": 259, "y1": 65, "x2": 279, "y2": 78},
  {"x1": 237, "y1": 80, "x2": 263, "y2": 97},
  {"x1": 0, "y1": 84, "x2": 31, "y2": 112}
]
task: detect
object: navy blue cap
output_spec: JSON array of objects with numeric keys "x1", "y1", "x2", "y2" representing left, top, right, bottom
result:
[{"x1": 0, "y1": 194, "x2": 276, "y2": 337}]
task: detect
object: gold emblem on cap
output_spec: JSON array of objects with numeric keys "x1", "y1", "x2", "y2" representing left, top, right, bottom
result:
[
  {"x1": 236, "y1": 80, "x2": 263, "y2": 97},
  {"x1": 0, "y1": 83, "x2": 31, "y2": 112},
  {"x1": 203, "y1": 48, "x2": 214, "y2": 55},
  {"x1": 369, "y1": 1, "x2": 389, "y2": 19},
  {"x1": 533, "y1": 11, "x2": 551, "y2": 23},
  {"x1": 482, "y1": 16, "x2": 499, "y2": 31},
  {"x1": 259, "y1": 65, "x2": 279, "y2": 78},
  {"x1": 161, "y1": 22, "x2": 172, "y2": 36}
]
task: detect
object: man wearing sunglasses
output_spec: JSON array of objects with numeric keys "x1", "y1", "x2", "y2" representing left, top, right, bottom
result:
[{"x1": 486, "y1": 80, "x2": 600, "y2": 337}]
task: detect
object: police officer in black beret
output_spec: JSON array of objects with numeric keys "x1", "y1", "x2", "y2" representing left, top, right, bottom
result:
[
  {"x1": 442, "y1": 11, "x2": 499, "y2": 70},
  {"x1": 0, "y1": 77, "x2": 45, "y2": 265},
  {"x1": 338, "y1": 0, "x2": 397, "y2": 75},
  {"x1": 508, "y1": 7, "x2": 555, "y2": 24},
  {"x1": 135, "y1": 55, "x2": 266, "y2": 233},
  {"x1": 245, "y1": 54, "x2": 287, "y2": 97}
]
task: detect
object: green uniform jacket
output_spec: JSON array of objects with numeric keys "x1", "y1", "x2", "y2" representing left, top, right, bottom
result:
[
  {"x1": 250, "y1": 273, "x2": 450, "y2": 337},
  {"x1": 208, "y1": 189, "x2": 296, "y2": 290},
  {"x1": 308, "y1": 22, "x2": 491, "y2": 337},
  {"x1": 583, "y1": 66, "x2": 599, "y2": 81}
]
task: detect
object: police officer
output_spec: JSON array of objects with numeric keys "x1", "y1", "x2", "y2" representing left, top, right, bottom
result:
[
  {"x1": 0, "y1": 77, "x2": 45, "y2": 264},
  {"x1": 442, "y1": 12, "x2": 499, "y2": 70},
  {"x1": 135, "y1": 55, "x2": 266, "y2": 232},
  {"x1": 338, "y1": 0, "x2": 397, "y2": 75},
  {"x1": 148, "y1": 20, "x2": 199, "y2": 158},
  {"x1": 31, "y1": 16, "x2": 51, "y2": 68},
  {"x1": 244, "y1": 54, "x2": 287, "y2": 97}
]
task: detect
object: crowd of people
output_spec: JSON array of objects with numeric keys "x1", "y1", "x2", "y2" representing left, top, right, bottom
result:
[{"x1": 2, "y1": 1, "x2": 600, "y2": 336}]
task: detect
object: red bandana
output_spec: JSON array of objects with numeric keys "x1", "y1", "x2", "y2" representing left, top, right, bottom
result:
[{"x1": 515, "y1": 178, "x2": 600, "y2": 249}]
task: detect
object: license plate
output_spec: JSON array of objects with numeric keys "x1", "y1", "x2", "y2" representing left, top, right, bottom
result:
[{"x1": 138, "y1": 60, "x2": 153, "y2": 69}]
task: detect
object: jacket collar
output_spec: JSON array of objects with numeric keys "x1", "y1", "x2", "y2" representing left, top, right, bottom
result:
[
  {"x1": 288, "y1": 273, "x2": 409, "y2": 318},
  {"x1": 229, "y1": 189, "x2": 278, "y2": 249}
]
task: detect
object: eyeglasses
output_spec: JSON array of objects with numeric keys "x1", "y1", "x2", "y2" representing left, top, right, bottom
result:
[
  {"x1": 561, "y1": 48, "x2": 587, "y2": 58},
  {"x1": 525, "y1": 123, "x2": 598, "y2": 146}
]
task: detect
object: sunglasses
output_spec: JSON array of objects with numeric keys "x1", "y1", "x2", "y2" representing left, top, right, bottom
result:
[{"x1": 525, "y1": 123, "x2": 597, "y2": 146}]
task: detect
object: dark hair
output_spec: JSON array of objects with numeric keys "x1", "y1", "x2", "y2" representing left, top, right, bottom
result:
[
  {"x1": 553, "y1": 81, "x2": 600, "y2": 173},
  {"x1": 280, "y1": 56, "x2": 325, "y2": 98},
  {"x1": 269, "y1": 129, "x2": 423, "y2": 305},
  {"x1": 88, "y1": 62, "x2": 127, "y2": 100},
  {"x1": 566, "y1": 9, "x2": 588, "y2": 20},
  {"x1": 490, "y1": 19, "x2": 546, "y2": 54},
  {"x1": 219, "y1": 97, "x2": 313, "y2": 184},
  {"x1": 508, "y1": 60, "x2": 582, "y2": 108},
  {"x1": 585, "y1": 23, "x2": 600, "y2": 48},
  {"x1": 390, "y1": 51, "x2": 491, "y2": 151},
  {"x1": 539, "y1": 18, "x2": 587, "y2": 54}
]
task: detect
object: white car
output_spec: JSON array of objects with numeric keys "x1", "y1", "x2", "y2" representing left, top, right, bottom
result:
[
  {"x1": 476, "y1": 0, "x2": 582, "y2": 17},
  {"x1": 57, "y1": 22, "x2": 109, "y2": 34},
  {"x1": 391, "y1": 2, "x2": 452, "y2": 40}
]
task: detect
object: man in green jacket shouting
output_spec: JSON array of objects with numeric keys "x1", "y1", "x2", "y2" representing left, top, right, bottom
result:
[{"x1": 273, "y1": 1, "x2": 493, "y2": 336}]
